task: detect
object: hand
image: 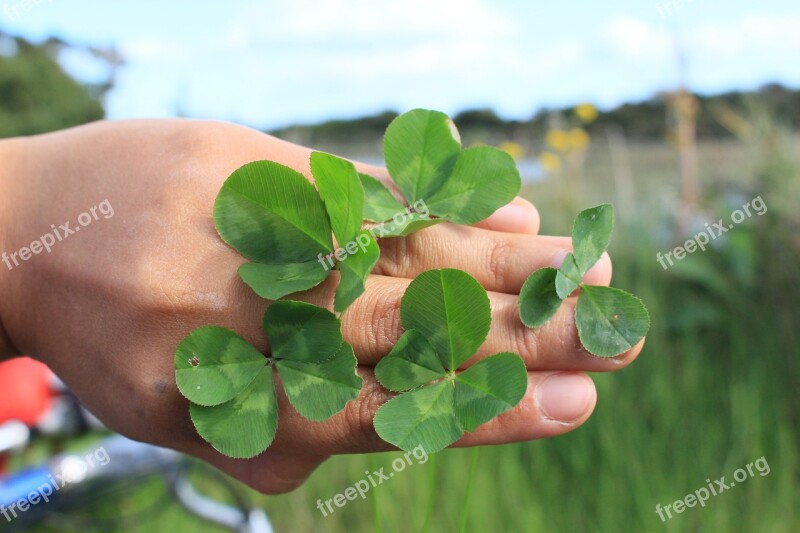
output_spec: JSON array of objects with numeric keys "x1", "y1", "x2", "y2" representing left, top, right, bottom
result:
[{"x1": 0, "y1": 120, "x2": 643, "y2": 493}]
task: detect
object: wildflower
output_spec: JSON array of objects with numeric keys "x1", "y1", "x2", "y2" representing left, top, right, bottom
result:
[
  {"x1": 569, "y1": 128, "x2": 590, "y2": 151},
  {"x1": 575, "y1": 103, "x2": 598, "y2": 123},
  {"x1": 545, "y1": 130, "x2": 570, "y2": 152},
  {"x1": 499, "y1": 141, "x2": 524, "y2": 161},
  {"x1": 538, "y1": 152, "x2": 562, "y2": 174}
]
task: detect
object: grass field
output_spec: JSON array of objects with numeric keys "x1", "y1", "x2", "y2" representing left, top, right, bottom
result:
[{"x1": 19, "y1": 118, "x2": 800, "y2": 532}]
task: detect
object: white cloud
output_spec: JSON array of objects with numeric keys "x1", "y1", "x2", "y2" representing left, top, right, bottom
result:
[
  {"x1": 121, "y1": 37, "x2": 188, "y2": 62},
  {"x1": 605, "y1": 17, "x2": 673, "y2": 59},
  {"x1": 689, "y1": 14, "x2": 800, "y2": 58}
]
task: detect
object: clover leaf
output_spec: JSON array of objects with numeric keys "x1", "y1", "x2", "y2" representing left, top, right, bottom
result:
[
  {"x1": 518, "y1": 268, "x2": 561, "y2": 328},
  {"x1": 334, "y1": 230, "x2": 380, "y2": 313},
  {"x1": 214, "y1": 160, "x2": 336, "y2": 301},
  {"x1": 575, "y1": 285, "x2": 650, "y2": 358},
  {"x1": 237, "y1": 262, "x2": 328, "y2": 301},
  {"x1": 310, "y1": 152, "x2": 364, "y2": 247},
  {"x1": 214, "y1": 160, "x2": 333, "y2": 264},
  {"x1": 373, "y1": 269, "x2": 528, "y2": 453},
  {"x1": 190, "y1": 367, "x2": 278, "y2": 460},
  {"x1": 424, "y1": 146, "x2": 522, "y2": 224},
  {"x1": 399, "y1": 268, "x2": 491, "y2": 371},
  {"x1": 518, "y1": 204, "x2": 650, "y2": 357},
  {"x1": 175, "y1": 326, "x2": 266, "y2": 407},
  {"x1": 214, "y1": 109, "x2": 521, "y2": 315},
  {"x1": 555, "y1": 253, "x2": 582, "y2": 299},
  {"x1": 572, "y1": 203, "x2": 614, "y2": 273},
  {"x1": 359, "y1": 173, "x2": 405, "y2": 223},
  {"x1": 176, "y1": 301, "x2": 361, "y2": 459},
  {"x1": 384, "y1": 109, "x2": 461, "y2": 203},
  {"x1": 371, "y1": 212, "x2": 444, "y2": 238},
  {"x1": 381, "y1": 109, "x2": 521, "y2": 225}
]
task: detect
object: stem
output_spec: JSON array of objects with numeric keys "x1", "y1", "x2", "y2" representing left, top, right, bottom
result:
[
  {"x1": 367, "y1": 455, "x2": 382, "y2": 533},
  {"x1": 458, "y1": 447, "x2": 480, "y2": 533},
  {"x1": 420, "y1": 452, "x2": 438, "y2": 533}
]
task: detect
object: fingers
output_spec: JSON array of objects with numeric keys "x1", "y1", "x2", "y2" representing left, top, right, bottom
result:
[
  {"x1": 375, "y1": 226, "x2": 612, "y2": 295},
  {"x1": 473, "y1": 197, "x2": 540, "y2": 234},
  {"x1": 299, "y1": 274, "x2": 644, "y2": 372},
  {"x1": 245, "y1": 368, "x2": 595, "y2": 456}
]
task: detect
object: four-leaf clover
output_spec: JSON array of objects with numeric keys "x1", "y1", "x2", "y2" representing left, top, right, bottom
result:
[
  {"x1": 373, "y1": 269, "x2": 528, "y2": 453},
  {"x1": 175, "y1": 301, "x2": 361, "y2": 458}
]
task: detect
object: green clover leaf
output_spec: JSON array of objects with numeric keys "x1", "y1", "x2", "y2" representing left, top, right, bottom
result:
[
  {"x1": 178, "y1": 301, "x2": 361, "y2": 459},
  {"x1": 519, "y1": 204, "x2": 650, "y2": 357},
  {"x1": 215, "y1": 109, "x2": 521, "y2": 314},
  {"x1": 382, "y1": 109, "x2": 521, "y2": 226},
  {"x1": 373, "y1": 269, "x2": 528, "y2": 453}
]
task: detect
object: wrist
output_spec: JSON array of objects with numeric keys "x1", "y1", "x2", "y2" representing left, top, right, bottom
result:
[{"x1": 0, "y1": 138, "x2": 22, "y2": 361}]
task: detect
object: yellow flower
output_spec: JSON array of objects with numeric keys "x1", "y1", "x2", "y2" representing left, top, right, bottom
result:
[
  {"x1": 538, "y1": 152, "x2": 562, "y2": 174},
  {"x1": 575, "y1": 103, "x2": 598, "y2": 123},
  {"x1": 545, "y1": 129, "x2": 570, "y2": 152},
  {"x1": 569, "y1": 128, "x2": 590, "y2": 151},
  {"x1": 499, "y1": 141, "x2": 524, "y2": 161}
]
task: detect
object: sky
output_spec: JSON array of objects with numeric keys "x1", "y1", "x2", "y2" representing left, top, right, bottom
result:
[{"x1": 1, "y1": 0, "x2": 799, "y2": 129}]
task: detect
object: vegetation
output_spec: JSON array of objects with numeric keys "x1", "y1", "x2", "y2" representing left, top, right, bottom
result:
[
  {"x1": 0, "y1": 31, "x2": 117, "y2": 138},
  {"x1": 272, "y1": 83, "x2": 800, "y2": 149}
]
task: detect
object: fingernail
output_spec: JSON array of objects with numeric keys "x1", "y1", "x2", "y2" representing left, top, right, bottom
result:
[
  {"x1": 490, "y1": 204, "x2": 538, "y2": 232},
  {"x1": 537, "y1": 373, "x2": 595, "y2": 422}
]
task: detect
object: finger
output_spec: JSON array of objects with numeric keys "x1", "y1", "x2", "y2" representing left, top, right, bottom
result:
[
  {"x1": 375, "y1": 226, "x2": 613, "y2": 294},
  {"x1": 297, "y1": 274, "x2": 644, "y2": 372},
  {"x1": 238, "y1": 368, "x2": 596, "y2": 455},
  {"x1": 472, "y1": 197, "x2": 540, "y2": 234},
  {"x1": 454, "y1": 371, "x2": 596, "y2": 447}
]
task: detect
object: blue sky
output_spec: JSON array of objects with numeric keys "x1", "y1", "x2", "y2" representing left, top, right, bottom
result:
[{"x1": 2, "y1": 0, "x2": 799, "y2": 128}]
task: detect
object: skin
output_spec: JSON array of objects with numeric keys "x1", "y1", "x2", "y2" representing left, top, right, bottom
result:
[{"x1": 0, "y1": 120, "x2": 644, "y2": 494}]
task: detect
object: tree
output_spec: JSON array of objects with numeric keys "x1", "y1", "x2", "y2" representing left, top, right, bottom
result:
[{"x1": 0, "y1": 32, "x2": 119, "y2": 138}]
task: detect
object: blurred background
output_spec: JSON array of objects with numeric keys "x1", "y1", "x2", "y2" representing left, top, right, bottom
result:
[{"x1": 1, "y1": 1, "x2": 798, "y2": 531}]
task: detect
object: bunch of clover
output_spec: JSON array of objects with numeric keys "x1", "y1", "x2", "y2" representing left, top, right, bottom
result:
[{"x1": 174, "y1": 110, "x2": 650, "y2": 458}]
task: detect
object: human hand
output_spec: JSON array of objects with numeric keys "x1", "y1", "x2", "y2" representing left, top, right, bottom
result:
[{"x1": 0, "y1": 119, "x2": 643, "y2": 493}]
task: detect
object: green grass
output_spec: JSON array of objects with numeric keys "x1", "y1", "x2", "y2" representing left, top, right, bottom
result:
[{"x1": 19, "y1": 122, "x2": 800, "y2": 533}]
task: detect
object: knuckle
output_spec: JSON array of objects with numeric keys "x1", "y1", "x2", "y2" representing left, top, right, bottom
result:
[
  {"x1": 342, "y1": 381, "x2": 390, "y2": 450},
  {"x1": 486, "y1": 238, "x2": 513, "y2": 289},
  {"x1": 509, "y1": 303, "x2": 541, "y2": 364},
  {"x1": 348, "y1": 282, "x2": 402, "y2": 358},
  {"x1": 515, "y1": 326, "x2": 541, "y2": 365},
  {"x1": 373, "y1": 235, "x2": 413, "y2": 277}
]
